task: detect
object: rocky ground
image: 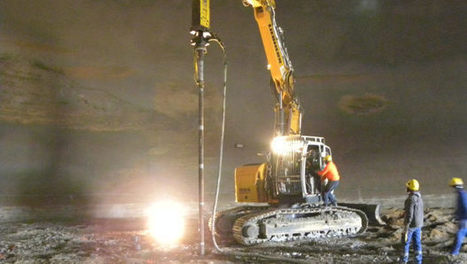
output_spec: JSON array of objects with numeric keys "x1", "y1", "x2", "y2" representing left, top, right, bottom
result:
[{"x1": 0, "y1": 206, "x2": 466, "y2": 264}]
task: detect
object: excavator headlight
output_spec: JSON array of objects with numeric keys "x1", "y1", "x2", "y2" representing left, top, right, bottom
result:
[{"x1": 271, "y1": 136, "x2": 302, "y2": 155}]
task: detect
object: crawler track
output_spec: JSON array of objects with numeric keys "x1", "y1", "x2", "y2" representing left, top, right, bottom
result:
[
  {"x1": 231, "y1": 206, "x2": 368, "y2": 245},
  {"x1": 211, "y1": 205, "x2": 270, "y2": 238}
]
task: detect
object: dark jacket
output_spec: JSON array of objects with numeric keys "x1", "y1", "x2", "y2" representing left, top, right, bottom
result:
[
  {"x1": 404, "y1": 192, "x2": 424, "y2": 228},
  {"x1": 455, "y1": 188, "x2": 467, "y2": 221}
]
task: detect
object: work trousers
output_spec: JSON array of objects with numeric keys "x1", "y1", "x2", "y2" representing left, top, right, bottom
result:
[
  {"x1": 452, "y1": 220, "x2": 467, "y2": 255},
  {"x1": 402, "y1": 227, "x2": 422, "y2": 264},
  {"x1": 322, "y1": 180, "x2": 339, "y2": 206}
]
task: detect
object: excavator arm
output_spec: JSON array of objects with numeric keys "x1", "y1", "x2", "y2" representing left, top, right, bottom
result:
[{"x1": 243, "y1": 0, "x2": 301, "y2": 136}]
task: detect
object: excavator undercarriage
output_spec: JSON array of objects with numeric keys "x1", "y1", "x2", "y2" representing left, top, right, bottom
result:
[{"x1": 213, "y1": 203, "x2": 379, "y2": 246}]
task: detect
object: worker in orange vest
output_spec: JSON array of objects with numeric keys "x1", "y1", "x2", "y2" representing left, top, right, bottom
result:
[{"x1": 317, "y1": 155, "x2": 340, "y2": 206}]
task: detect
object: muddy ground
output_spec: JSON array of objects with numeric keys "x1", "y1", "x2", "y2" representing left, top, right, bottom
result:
[{"x1": 0, "y1": 206, "x2": 466, "y2": 264}]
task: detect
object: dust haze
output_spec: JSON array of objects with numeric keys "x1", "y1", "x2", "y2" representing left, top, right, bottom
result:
[{"x1": 0, "y1": 0, "x2": 466, "y2": 205}]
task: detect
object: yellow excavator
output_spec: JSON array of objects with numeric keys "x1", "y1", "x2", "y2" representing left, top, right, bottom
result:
[{"x1": 211, "y1": 0, "x2": 382, "y2": 245}]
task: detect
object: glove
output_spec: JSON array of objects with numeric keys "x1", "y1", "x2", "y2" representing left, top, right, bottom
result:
[{"x1": 401, "y1": 226, "x2": 409, "y2": 244}]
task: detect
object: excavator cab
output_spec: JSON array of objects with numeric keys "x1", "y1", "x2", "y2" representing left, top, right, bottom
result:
[
  {"x1": 268, "y1": 135, "x2": 330, "y2": 204},
  {"x1": 234, "y1": 135, "x2": 330, "y2": 205},
  {"x1": 270, "y1": 136, "x2": 303, "y2": 197}
]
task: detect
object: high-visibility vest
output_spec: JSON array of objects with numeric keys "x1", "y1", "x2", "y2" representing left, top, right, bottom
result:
[{"x1": 317, "y1": 161, "x2": 340, "y2": 181}]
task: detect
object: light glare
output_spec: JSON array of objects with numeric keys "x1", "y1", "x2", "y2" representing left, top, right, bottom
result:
[
  {"x1": 271, "y1": 136, "x2": 302, "y2": 155},
  {"x1": 146, "y1": 201, "x2": 185, "y2": 246}
]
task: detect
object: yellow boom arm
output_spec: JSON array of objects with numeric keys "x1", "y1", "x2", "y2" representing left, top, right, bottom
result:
[{"x1": 243, "y1": 0, "x2": 301, "y2": 135}]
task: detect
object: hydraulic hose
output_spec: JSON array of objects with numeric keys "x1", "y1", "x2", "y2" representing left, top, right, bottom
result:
[{"x1": 208, "y1": 35, "x2": 226, "y2": 253}]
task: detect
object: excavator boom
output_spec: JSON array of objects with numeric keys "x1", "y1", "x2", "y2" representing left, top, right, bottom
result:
[{"x1": 244, "y1": 0, "x2": 300, "y2": 136}]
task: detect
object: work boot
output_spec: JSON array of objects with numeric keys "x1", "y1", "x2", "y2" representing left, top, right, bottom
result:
[{"x1": 331, "y1": 202, "x2": 337, "y2": 206}]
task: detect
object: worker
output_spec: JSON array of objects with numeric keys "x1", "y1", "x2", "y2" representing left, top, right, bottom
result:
[
  {"x1": 401, "y1": 179, "x2": 424, "y2": 264},
  {"x1": 449, "y1": 177, "x2": 467, "y2": 256},
  {"x1": 317, "y1": 155, "x2": 340, "y2": 206}
]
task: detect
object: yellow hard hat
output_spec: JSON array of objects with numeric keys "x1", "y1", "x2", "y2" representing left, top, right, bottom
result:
[
  {"x1": 449, "y1": 177, "x2": 464, "y2": 187},
  {"x1": 324, "y1": 155, "x2": 332, "y2": 162},
  {"x1": 406, "y1": 179, "x2": 420, "y2": 191}
]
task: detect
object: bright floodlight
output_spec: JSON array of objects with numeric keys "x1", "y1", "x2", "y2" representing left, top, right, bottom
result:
[
  {"x1": 271, "y1": 136, "x2": 287, "y2": 154},
  {"x1": 271, "y1": 136, "x2": 302, "y2": 155},
  {"x1": 146, "y1": 200, "x2": 186, "y2": 246}
]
